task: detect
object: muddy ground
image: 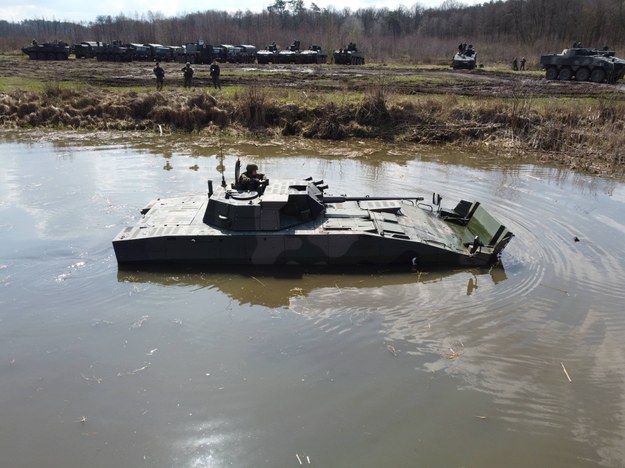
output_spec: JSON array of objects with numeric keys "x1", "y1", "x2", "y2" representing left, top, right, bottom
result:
[
  {"x1": 3, "y1": 54, "x2": 625, "y2": 99},
  {"x1": 2, "y1": 55, "x2": 625, "y2": 175}
]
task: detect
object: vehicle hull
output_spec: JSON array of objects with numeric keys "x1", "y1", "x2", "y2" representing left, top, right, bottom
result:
[{"x1": 113, "y1": 186, "x2": 512, "y2": 269}]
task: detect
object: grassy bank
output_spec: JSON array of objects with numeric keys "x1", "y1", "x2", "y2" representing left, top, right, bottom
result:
[{"x1": 1, "y1": 78, "x2": 625, "y2": 174}]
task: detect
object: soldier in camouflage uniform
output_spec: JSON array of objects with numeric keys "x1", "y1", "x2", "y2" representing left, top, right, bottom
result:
[
  {"x1": 153, "y1": 62, "x2": 165, "y2": 90},
  {"x1": 239, "y1": 164, "x2": 266, "y2": 191},
  {"x1": 181, "y1": 62, "x2": 194, "y2": 88}
]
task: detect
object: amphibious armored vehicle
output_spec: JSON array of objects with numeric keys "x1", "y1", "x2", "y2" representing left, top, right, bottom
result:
[
  {"x1": 540, "y1": 46, "x2": 625, "y2": 83},
  {"x1": 113, "y1": 166, "x2": 513, "y2": 268},
  {"x1": 452, "y1": 44, "x2": 477, "y2": 70},
  {"x1": 257, "y1": 42, "x2": 279, "y2": 64},
  {"x1": 333, "y1": 43, "x2": 364, "y2": 65},
  {"x1": 300, "y1": 45, "x2": 327, "y2": 64},
  {"x1": 22, "y1": 41, "x2": 70, "y2": 60}
]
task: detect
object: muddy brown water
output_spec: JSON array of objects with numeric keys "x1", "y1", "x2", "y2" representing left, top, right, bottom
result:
[{"x1": 2, "y1": 132, "x2": 625, "y2": 467}]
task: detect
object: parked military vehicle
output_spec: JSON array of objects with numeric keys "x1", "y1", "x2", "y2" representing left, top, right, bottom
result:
[
  {"x1": 540, "y1": 46, "x2": 625, "y2": 83},
  {"x1": 22, "y1": 41, "x2": 70, "y2": 60},
  {"x1": 127, "y1": 43, "x2": 151, "y2": 61},
  {"x1": 300, "y1": 45, "x2": 327, "y2": 64},
  {"x1": 452, "y1": 44, "x2": 477, "y2": 70},
  {"x1": 276, "y1": 40, "x2": 301, "y2": 63},
  {"x1": 94, "y1": 41, "x2": 133, "y2": 62},
  {"x1": 228, "y1": 44, "x2": 257, "y2": 63},
  {"x1": 113, "y1": 165, "x2": 513, "y2": 268},
  {"x1": 257, "y1": 42, "x2": 279, "y2": 64},
  {"x1": 333, "y1": 42, "x2": 364, "y2": 65},
  {"x1": 74, "y1": 41, "x2": 103, "y2": 59},
  {"x1": 157, "y1": 45, "x2": 183, "y2": 62}
]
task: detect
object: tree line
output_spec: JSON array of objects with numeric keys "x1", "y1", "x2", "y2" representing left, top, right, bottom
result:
[{"x1": 2, "y1": 0, "x2": 625, "y2": 63}]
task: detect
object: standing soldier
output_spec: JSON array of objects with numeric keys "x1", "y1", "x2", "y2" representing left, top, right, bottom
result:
[
  {"x1": 181, "y1": 62, "x2": 194, "y2": 88},
  {"x1": 520, "y1": 57, "x2": 526, "y2": 70},
  {"x1": 153, "y1": 62, "x2": 165, "y2": 91},
  {"x1": 512, "y1": 57, "x2": 518, "y2": 71},
  {"x1": 209, "y1": 59, "x2": 221, "y2": 90}
]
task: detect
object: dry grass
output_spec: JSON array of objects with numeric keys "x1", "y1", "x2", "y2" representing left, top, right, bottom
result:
[{"x1": 1, "y1": 86, "x2": 625, "y2": 173}]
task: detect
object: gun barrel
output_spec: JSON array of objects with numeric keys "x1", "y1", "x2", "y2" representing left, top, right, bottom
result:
[{"x1": 321, "y1": 195, "x2": 424, "y2": 203}]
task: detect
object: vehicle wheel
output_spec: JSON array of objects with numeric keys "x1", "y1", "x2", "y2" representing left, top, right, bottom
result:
[
  {"x1": 28, "y1": 53, "x2": 35, "y2": 60},
  {"x1": 557, "y1": 68, "x2": 572, "y2": 80},
  {"x1": 590, "y1": 68, "x2": 606, "y2": 83},
  {"x1": 545, "y1": 67, "x2": 558, "y2": 80},
  {"x1": 575, "y1": 67, "x2": 590, "y2": 81}
]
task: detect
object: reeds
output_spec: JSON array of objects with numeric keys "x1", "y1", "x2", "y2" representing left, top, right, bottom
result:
[{"x1": 1, "y1": 86, "x2": 624, "y2": 173}]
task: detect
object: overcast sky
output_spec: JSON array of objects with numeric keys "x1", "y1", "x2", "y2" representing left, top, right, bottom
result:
[{"x1": 2, "y1": 0, "x2": 483, "y2": 23}]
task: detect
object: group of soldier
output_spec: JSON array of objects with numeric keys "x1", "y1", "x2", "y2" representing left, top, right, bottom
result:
[
  {"x1": 512, "y1": 56, "x2": 526, "y2": 71},
  {"x1": 152, "y1": 60, "x2": 222, "y2": 91}
]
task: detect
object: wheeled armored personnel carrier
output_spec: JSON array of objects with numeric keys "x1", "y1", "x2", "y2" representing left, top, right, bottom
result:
[
  {"x1": 22, "y1": 41, "x2": 70, "y2": 60},
  {"x1": 333, "y1": 43, "x2": 364, "y2": 65},
  {"x1": 113, "y1": 164, "x2": 513, "y2": 268},
  {"x1": 540, "y1": 46, "x2": 625, "y2": 83}
]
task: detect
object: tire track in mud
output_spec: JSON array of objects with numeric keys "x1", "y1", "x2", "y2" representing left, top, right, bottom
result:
[{"x1": 2, "y1": 54, "x2": 624, "y2": 99}]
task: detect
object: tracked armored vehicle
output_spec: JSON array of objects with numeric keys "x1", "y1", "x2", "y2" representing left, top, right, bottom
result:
[
  {"x1": 257, "y1": 42, "x2": 279, "y2": 64},
  {"x1": 452, "y1": 44, "x2": 477, "y2": 70},
  {"x1": 333, "y1": 43, "x2": 364, "y2": 65},
  {"x1": 22, "y1": 41, "x2": 70, "y2": 60},
  {"x1": 113, "y1": 165, "x2": 513, "y2": 268},
  {"x1": 300, "y1": 45, "x2": 327, "y2": 64},
  {"x1": 540, "y1": 46, "x2": 625, "y2": 83}
]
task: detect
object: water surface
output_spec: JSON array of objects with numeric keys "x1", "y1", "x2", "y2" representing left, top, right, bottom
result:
[{"x1": 2, "y1": 133, "x2": 625, "y2": 467}]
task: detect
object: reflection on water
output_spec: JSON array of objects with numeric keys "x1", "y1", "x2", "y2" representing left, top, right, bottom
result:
[
  {"x1": 117, "y1": 266, "x2": 508, "y2": 308},
  {"x1": 2, "y1": 133, "x2": 625, "y2": 467}
]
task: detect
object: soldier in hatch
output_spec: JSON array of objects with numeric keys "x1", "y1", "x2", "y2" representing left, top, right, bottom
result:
[{"x1": 239, "y1": 164, "x2": 266, "y2": 191}]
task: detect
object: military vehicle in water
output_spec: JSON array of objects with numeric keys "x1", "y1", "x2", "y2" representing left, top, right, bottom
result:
[
  {"x1": 22, "y1": 41, "x2": 70, "y2": 60},
  {"x1": 540, "y1": 45, "x2": 625, "y2": 83},
  {"x1": 333, "y1": 42, "x2": 364, "y2": 65},
  {"x1": 452, "y1": 44, "x2": 477, "y2": 70},
  {"x1": 113, "y1": 164, "x2": 513, "y2": 268}
]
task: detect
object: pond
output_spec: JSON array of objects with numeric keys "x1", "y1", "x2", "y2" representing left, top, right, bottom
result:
[{"x1": 1, "y1": 132, "x2": 625, "y2": 467}]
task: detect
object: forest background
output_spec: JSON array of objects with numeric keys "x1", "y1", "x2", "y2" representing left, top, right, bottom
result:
[{"x1": 1, "y1": 0, "x2": 625, "y2": 65}]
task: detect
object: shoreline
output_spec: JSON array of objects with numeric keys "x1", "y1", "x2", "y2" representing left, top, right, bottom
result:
[{"x1": 1, "y1": 56, "x2": 625, "y2": 176}]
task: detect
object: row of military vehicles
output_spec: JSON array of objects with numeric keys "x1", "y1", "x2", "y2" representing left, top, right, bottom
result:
[{"x1": 22, "y1": 39, "x2": 365, "y2": 65}]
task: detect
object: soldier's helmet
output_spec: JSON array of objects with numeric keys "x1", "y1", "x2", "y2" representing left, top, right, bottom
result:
[
  {"x1": 186, "y1": 62, "x2": 190, "y2": 66},
  {"x1": 246, "y1": 164, "x2": 258, "y2": 172}
]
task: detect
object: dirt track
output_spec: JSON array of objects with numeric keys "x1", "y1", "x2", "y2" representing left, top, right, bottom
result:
[{"x1": 3, "y1": 54, "x2": 625, "y2": 100}]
